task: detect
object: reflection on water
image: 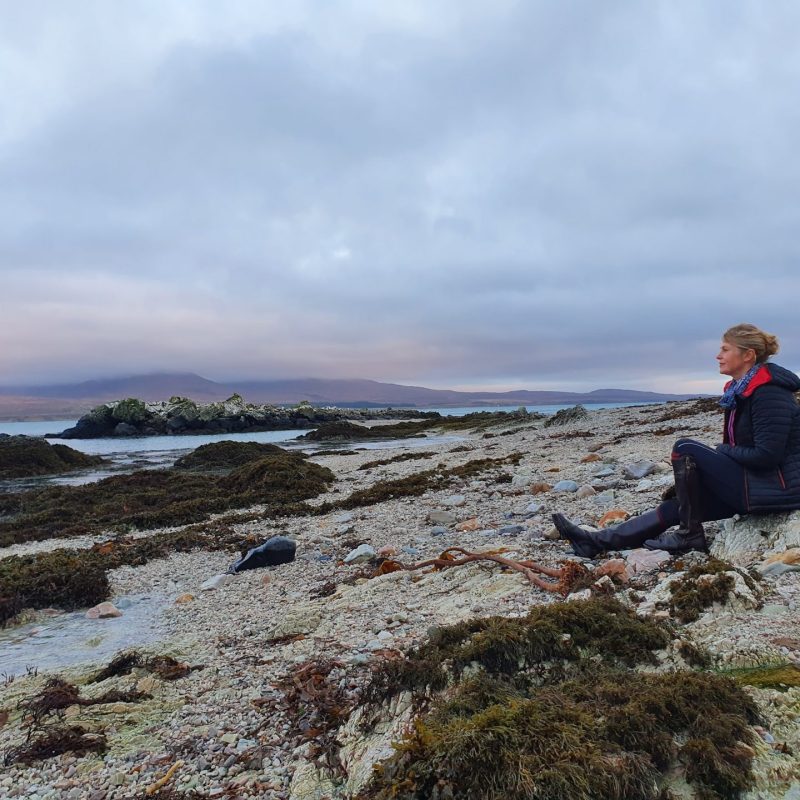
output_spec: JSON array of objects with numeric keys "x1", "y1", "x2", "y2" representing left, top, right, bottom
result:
[{"x1": 0, "y1": 594, "x2": 171, "y2": 677}]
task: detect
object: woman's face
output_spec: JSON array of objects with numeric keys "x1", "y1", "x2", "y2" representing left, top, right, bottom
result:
[{"x1": 717, "y1": 339, "x2": 756, "y2": 380}]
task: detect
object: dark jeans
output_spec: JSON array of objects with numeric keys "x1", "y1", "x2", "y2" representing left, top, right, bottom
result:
[{"x1": 656, "y1": 438, "x2": 747, "y2": 526}]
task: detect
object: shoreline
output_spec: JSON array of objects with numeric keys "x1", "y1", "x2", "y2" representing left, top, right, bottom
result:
[{"x1": 1, "y1": 400, "x2": 799, "y2": 798}]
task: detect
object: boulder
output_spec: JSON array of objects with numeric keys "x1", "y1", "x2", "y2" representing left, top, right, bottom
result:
[
  {"x1": 543, "y1": 405, "x2": 588, "y2": 427},
  {"x1": 228, "y1": 536, "x2": 297, "y2": 573},
  {"x1": 711, "y1": 511, "x2": 800, "y2": 567},
  {"x1": 86, "y1": 602, "x2": 122, "y2": 619}
]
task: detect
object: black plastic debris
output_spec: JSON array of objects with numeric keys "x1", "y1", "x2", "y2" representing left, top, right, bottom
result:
[{"x1": 228, "y1": 536, "x2": 297, "y2": 573}]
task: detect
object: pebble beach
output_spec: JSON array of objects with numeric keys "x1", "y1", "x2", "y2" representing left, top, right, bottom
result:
[{"x1": 2, "y1": 401, "x2": 800, "y2": 799}]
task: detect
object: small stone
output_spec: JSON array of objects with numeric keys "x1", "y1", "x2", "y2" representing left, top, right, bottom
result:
[
  {"x1": 575, "y1": 485, "x2": 596, "y2": 498},
  {"x1": 525, "y1": 502, "x2": 541, "y2": 514},
  {"x1": 428, "y1": 510, "x2": 457, "y2": 525},
  {"x1": 553, "y1": 480, "x2": 579, "y2": 493},
  {"x1": 174, "y1": 594, "x2": 195, "y2": 604},
  {"x1": 567, "y1": 589, "x2": 593, "y2": 601},
  {"x1": 592, "y1": 490, "x2": 616, "y2": 505},
  {"x1": 85, "y1": 602, "x2": 122, "y2": 619},
  {"x1": 430, "y1": 526, "x2": 448, "y2": 536},
  {"x1": 581, "y1": 453, "x2": 602, "y2": 463},
  {"x1": 455, "y1": 517, "x2": 480, "y2": 532},
  {"x1": 443, "y1": 494, "x2": 466, "y2": 507},
  {"x1": 499, "y1": 525, "x2": 525, "y2": 536},
  {"x1": 377, "y1": 545, "x2": 398, "y2": 557},
  {"x1": 591, "y1": 465, "x2": 615, "y2": 477},
  {"x1": 530, "y1": 482, "x2": 552, "y2": 495},
  {"x1": 635, "y1": 479, "x2": 655, "y2": 492},
  {"x1": 333, "y1": 512, "x2": 354, "y2": 524},
  {"x1": 337, "y1": 524, "x2": 355, "y2": 535},
  {"x1": 200, "y1": 573, "x2": 236, "y2": 591},
  {"x1": 344, "y1": 544, "x2": 376, "y2": 564},
  {"x1": 261, "y1": 574, "x2": 271, "y2": 587},
  {"x1": 221, "y1": 733, "x2": 238, "y2": 744},
  {"x1": 623, "y1": 460, "x2": 658, "y2": 480}
]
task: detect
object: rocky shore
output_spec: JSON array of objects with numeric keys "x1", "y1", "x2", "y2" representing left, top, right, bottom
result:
[
  {"x1": 49, "y1": 396, "x2": 439, "y2": 439},
  {"x1": 1, "y1": 400, "x2": 799, "y2": 799}
]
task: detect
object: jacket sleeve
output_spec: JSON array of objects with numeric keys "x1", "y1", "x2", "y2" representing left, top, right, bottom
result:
[{"x1": 716, "y1": 385, "x2": 791, "y2": 468}]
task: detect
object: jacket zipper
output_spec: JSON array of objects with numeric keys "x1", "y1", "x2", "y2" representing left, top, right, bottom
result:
[
  {"x1": 743, "y1": 472, "x2": 750, "y2": 510},
  {"x1": 777, "y1": 468, "x2": 787, "y2": 489}
]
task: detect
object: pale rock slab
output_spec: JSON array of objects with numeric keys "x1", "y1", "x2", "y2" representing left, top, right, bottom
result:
[{"x1": 712, "y1": 511, "x2": 800, "y2": 567}]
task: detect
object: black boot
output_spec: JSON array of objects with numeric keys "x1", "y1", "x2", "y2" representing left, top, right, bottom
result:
[
  {"x1": 643, "y1": 455, "x2": 708, "y2": 554},
  {"x1": 552, "y1": 510, "x2": 666, "y2": 559}
]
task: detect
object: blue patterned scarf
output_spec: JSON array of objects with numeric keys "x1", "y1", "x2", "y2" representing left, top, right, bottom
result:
[{"x1": 719, "y1": 364, "x2": 761, "y2": 409}]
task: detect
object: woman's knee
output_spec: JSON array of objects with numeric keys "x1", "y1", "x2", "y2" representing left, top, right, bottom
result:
[{"x1": 672, "y1": 438, "x2": 711, "y2": 458}]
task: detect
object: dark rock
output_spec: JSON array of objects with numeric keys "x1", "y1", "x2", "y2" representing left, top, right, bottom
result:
[
  {"x1": 113, "y1": 422, "x2": 138, "y2": 437},
  {"x1": 543, "y1": 405, "x2": 589, "y2": 428},
  {"x1": 228, "y1": 536, "x2": 297, "y2": 573}
]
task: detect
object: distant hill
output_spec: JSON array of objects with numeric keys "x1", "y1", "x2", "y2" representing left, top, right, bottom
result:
[{"x1": 0, "y1": 372, "x2": 702, "y2": 420}]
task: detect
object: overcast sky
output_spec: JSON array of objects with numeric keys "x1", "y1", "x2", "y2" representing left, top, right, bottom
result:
[{"x1": 2, "y1": 1, "x2": 799, "y2": 394}]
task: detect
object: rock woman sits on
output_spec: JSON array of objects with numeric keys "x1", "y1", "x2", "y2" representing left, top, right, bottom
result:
[{"x1": 553, "y1": 323, "x2": 800, "y2": 557}]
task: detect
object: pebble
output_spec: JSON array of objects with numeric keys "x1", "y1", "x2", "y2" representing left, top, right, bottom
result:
[
  {"x1": 623, "y1": 460, "x2": 658, "y2": 480},
  {"x1": 428, "y1": 510, "x2": 457, "y2": 525},
  {"x1": 344, "y1": 544, "x2": 376, "y2": 564},
  {"x1": 442, "y1": 494, "x2": 466, "y2": 507},
  {"x1": 553, "y1": 480, "x2": 579, "y2": 493}
]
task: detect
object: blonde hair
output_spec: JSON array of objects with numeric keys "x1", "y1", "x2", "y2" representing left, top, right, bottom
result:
[{"x1": 723, "y1": 323, "x2": 779, "y2": 363}]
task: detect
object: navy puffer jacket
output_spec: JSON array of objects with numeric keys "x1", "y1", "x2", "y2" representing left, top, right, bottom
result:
[{"x1": 716, "y1": 363, "x2": 800, "y2": 511}]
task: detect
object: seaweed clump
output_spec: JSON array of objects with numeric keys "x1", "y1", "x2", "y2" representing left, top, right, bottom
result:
[
  {"x1": 173, "y1": 440, "x2": 288, "y2": 470},
  {"x1": 0, "y1": 435, "x2": 105, "y2": 479},
  {"x1": 90, "y1": 650, "x2": 198, "y2": 683},
  {"x1": 4, "y1": 724, "x2": 106, "y2": 765},
  {"x1": 669, "y1": 558, "x2": 744, "y2": 623},
  {"x1": 318, "y1": 454, "x2": 522, "y2": 513},
  {"x1": 358, "y1": 452, "x2": 435, "y2": 471},
  {"x1": 301, "y1": 420, "x2": 432, "y2": 441},
  {"x1": 358, "y1": 598, "x2": 760, "y2": 800},
  {"x1": 0, "y1": 445, "x2": 333, "y2": 547}
]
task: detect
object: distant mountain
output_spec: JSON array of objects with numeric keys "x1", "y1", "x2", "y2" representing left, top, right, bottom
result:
[{"x1": 0, "y1": 372, "x2": 702, "y2": 420}]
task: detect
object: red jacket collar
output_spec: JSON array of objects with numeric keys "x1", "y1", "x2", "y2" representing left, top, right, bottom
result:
[{"x1": 722, "y1": 364, "x2": 772, "y2": 397}]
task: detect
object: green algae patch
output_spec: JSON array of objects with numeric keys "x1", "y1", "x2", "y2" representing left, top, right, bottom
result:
[
  {"x1": 726, "y1": 663, "x2": 800, "y2": 690},
  {"x1": 0, "y1": 436, "x2": 106, "y2": 479},
  {"x1": 0, "y1": 445, "x2": 333, "y2": 547},
  {"x1": 358, "y1": 599, "x2": 759, "y2": 800},
  {"x1": 173, "y1": 440, "x2": 290, "y2": 470},
  {"x1": 669, "y1": 558, "x2": 747, "y2": 623}
]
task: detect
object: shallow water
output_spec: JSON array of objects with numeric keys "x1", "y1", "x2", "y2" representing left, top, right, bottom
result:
[{"x1": 0, "y1": 594, "x2": 171, "y2": 678}]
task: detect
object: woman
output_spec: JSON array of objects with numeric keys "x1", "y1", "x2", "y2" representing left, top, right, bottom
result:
[{"x1": 553, "y1": 323, "x2": 800, "y2": 557}]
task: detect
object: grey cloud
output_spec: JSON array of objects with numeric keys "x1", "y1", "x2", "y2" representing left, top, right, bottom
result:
[{"x1": 1, "y1": 1, "x2": 800, "y2": 387}]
